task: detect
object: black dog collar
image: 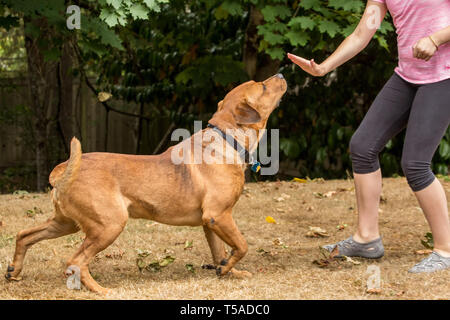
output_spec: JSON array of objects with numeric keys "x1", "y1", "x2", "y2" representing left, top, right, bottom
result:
[{"x1": 207, "y1": 123, "x2": 261, "y2": 172}]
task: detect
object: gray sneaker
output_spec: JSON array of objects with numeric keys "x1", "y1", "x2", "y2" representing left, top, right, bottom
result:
[
  {"x1": 322, "y1": 236, "x2": 384, "y2": 259},
  {"x1": 408, "y1": 252, "x2": 450, "y2": 273}
]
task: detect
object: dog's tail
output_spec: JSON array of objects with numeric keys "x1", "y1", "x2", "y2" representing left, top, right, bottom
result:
[{"x1": 52, "y1": 137, "x2": 82, "y2": 196}]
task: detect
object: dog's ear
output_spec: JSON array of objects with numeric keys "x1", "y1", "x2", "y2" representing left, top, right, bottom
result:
[
  {"x1": 233, "y1": 103, "x2": 261, "y2": 124},
  {"x1": 217, "y1": 100, "x2": 224, "y2": 111}
]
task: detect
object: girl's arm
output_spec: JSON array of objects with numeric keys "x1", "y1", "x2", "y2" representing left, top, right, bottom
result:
[
  {"x1": 413, "y1": 26, "x2": 450, "y2": 61},
  {"x1": 287, "y1": 0, "x2": 388, "y2": 77}
]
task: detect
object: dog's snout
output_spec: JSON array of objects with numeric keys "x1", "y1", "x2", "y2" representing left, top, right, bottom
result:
[{"x1": 276, "y1": 73, "x2": 284, "y2": 79}]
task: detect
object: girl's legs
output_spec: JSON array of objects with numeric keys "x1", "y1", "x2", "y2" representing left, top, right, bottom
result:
[
  {"x1": 349, "y1": 73, "x2": 416, "y2": 243},
  {"x1": 402, "y1": 78, "x2": 450, "y2": 257},
  {"x1": 352, "y1": 169, "x2": 382, "y2": 243},
  {"x1": 323, "y1": 73, "x2": 416, "y2": 258},
  {"x1": 415, "y1": 180, "x2": 450, "y2": 256}
]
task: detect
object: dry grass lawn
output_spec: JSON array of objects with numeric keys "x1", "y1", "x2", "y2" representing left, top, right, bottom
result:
[{"x1": 0, "y1": 177, "x2": 449, "y2": 300}]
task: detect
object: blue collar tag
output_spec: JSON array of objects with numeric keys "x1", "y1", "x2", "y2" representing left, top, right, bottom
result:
[{"x1": 251, "y1": 160, "x2": 261, "y2": 173}]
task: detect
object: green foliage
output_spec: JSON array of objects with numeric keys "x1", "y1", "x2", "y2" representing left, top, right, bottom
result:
[
  {"x1": 99, "y1": 0, "x2": 169, "y2": 27},
  {"x1": 1, "y1": 0, "x2": 448, "y2": 183}
]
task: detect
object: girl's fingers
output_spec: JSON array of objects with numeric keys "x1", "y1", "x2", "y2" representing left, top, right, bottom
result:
[{"x1": 287, "y1": 53, "x2": 311, "y2": 66}]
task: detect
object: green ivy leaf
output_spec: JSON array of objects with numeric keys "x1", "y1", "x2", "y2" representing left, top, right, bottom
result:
[
  {"x1": 288, "y1": 16, "x2": 316, "y2": 31},
  {"x1": 257, "y1": 25, "x2": 285, "y2": 45},
  {"x1": 215, "y1": 1, "x2": 243, "y2": 19},
  {"x1": 261, "y1": 5, "x2": 291, "y2": 23},
  {"x1": 378, "y1": 20, "x2": 394, "y2": 35},
  {"x1": 143, "y1": 0, "x2": 169, "y2": 12},
  {"x1": 129, "y1": 3, "x2": 149, "y2": 20},
  {"x1": 439, "y1": 140, "x2": 450, "y2": 160},
  {"x1": 106, "y1": 0, "x2": 122, "y2": 10},
  {"x1": 375, "y1": 34, "x2": 389, "y2": 51},
  {"x1": 318, "y1": 20, "x2": 341, "y2": 38},
  {"x1": 265, "y1": 47, "x2": 285, "y2": 60},
  {"x1": 299, "y1": 0, "x2": 321, "y2": 10},
  {"x1": 341, "y1": 24, "x2": 357, "y2": 37},
  {"x1": 100, "y1": 8, "x2": 119, "y2": 27},
  {"x1": 285, "y1": 30, "x2": 310, "y2": 46},
  {"x1": 328, "y1": 0, "x2": 364, "y2": 12}
]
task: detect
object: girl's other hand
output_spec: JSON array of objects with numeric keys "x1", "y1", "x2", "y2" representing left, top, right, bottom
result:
[
  {"x1": 287, "y1": 53, "x2": 327, "y2": 77},
  {"x1": 413, "y1": 36, "x2": 438, "y2": 61}
]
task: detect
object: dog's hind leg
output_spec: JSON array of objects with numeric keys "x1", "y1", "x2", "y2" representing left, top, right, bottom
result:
[
  {"x1": 202, "y1": 209, "x2": 252, "y2": 278},
  {"x1": 203, "y1": 225, "x2": 252, "y2": 279},
  {"x1": 6, "y1": 215, "x2": 79, "y2": 281},
  {"x1": 64, "y1": 212, "x2": 127, "y2": 295}
]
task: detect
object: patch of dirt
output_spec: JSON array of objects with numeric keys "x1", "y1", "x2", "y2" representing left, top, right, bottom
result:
[{"x1": 0, "y1": 177, "x2": 449, "y2": 300}]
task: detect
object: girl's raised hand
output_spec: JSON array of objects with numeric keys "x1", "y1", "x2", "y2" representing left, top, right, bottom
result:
[{"x1": 287, "y1": 53, "x2": 327, "y2": 77}]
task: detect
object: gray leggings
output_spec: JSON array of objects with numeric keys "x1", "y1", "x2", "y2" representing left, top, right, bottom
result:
[{"x1": 350, "y1": 73, "x2": 450, "y2": 192}]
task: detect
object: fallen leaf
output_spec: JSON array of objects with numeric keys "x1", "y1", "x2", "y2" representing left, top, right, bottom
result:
[
  {"x1": 136, "y1": 258, "x2": 147, "y2": 271},
  {"x1": 256, "y1": 248, "x2": 277, "y2": 257},
  {"x1": 256, "y1": 248, "x2": 269, "y2": 255},
  {"x1": 136, "y1": 249, "x2": 151, "y2": 258},
  {"x1": 159, "y1": 255, "x2": 175, "y2": 267},
  {"x1": 98, "y1": 91, "x2": 112, "y2": 102},
  {"x1": 366, "y1": 288, "x2": 382, "y2": 294},
  {"x1": 185, "y1": 264, "x2": 195, "y2": 273},
  {"x1": 345, "y1": 256, "x2": 361, "y2": 265},
  {"x1": 274, "y1": 197, "x2": 285, "y2": 202},
  {"x1": 306, "y1": 226, "x2": 329, "y2": 238},
  {"x1": 415, "y1": 249, "x2": 433, "y2": 255},
  {"x1": 336, "y1": 223, "x2": 348, "y2": 230},
  {"x1": 105, "y1": 250, "x2": 124, "y2": 259},
  {"x1": 292, "y1": 177, "x2": 307, "y2": 183},
  {"x1": 184, "y1": 240, "x2": 193, "y2": 250},
  {"x1": 421, "y1": 232, "x2": 434, "y2": 250},
  {"x1": 273, "y1": 238, "x2": 288, "y2": 248},
  {"x1": 146, "y1": 261, "x2": 161, "y2": 272},
  {"x1": 337, "y1": 187, "x2": 354, "y2": 192},
  {"x1": 146, "y1": 222, "x2": 158, "y2": 227},
  {"x1": 323, "y1": 191, "x2": 337, "y2": 198},
  {"x1": 313, "y1": 192, "x2": 324, "y2": 199},
  {"x1": 312, "y1": 259, "x2": 330, "y2": 268},
  {"x1": 265, "y1": 216, "x2": 277, "y2": 224}
]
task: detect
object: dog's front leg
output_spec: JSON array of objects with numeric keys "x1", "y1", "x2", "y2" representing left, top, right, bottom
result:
[{"x1": 202, "y1": 210, "x2": 252, "y2": 278}]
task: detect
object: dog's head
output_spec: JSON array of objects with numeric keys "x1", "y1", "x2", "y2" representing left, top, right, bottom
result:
[{"x1": 209, "y1": 74, "x2": 287, "y2": 131}]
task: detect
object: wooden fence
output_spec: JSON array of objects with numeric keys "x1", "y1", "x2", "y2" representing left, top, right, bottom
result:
[{"x1": 0, "y1": 77, "x2": 143, "y2": 168}]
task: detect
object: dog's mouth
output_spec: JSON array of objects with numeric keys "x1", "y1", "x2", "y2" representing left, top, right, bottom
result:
[{"x1": 275, "y1": 98, "x2": 282, "y2": 108}]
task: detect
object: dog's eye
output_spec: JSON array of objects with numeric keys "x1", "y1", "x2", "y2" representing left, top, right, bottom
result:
[{"x1": 262, "y1": 84, "x2": 266, "y2": 92}]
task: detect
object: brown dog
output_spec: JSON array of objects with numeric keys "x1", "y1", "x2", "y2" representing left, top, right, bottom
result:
[{"x1": 6, "y1": 74, "x2": 287, "y2": 294}]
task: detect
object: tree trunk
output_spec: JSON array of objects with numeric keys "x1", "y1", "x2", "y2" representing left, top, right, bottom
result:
[
  {"x1": 242, "y1": 5, "x2": 281, "y2": 182},
  {"x1": 58, "y1": 41, "x2": 75, "y2": 152},
  {"x1": 243, "y1": 5, "x2": 281, "y2": 81},
  {"x1": 24, "y1": 18, "x2": 59, "y2": 191}
]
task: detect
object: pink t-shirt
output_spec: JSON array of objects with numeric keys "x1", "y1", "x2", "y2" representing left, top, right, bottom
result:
[{"x1": 372, "y1": 0, "x2": 450, "y2": 84}]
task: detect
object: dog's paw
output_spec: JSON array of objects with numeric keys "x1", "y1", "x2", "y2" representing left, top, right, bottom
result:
[
  {"x1": 5, "y1": 265, "x2": 22, "y2": 282},
  {"x1": 230, "y1": 268, "x2": 252, "y2": 279}
]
